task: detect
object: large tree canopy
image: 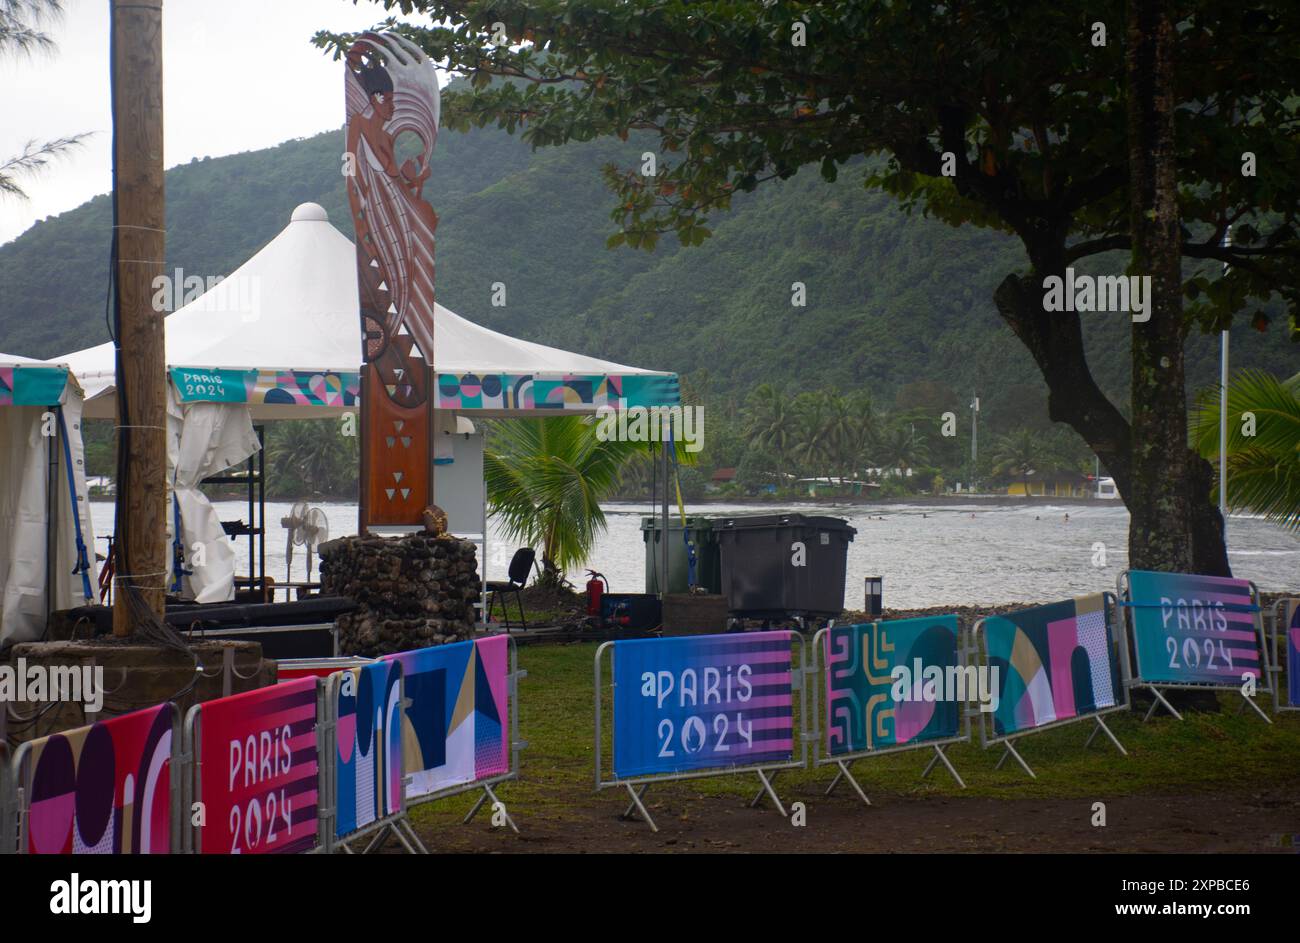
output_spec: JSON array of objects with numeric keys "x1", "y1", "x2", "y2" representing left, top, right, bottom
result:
[{"x1": 319, "y1": 0, "x2": 1300, "y2": 573}]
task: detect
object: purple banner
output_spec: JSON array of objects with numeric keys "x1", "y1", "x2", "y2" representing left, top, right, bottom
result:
[{"x1": 612, "y1": 631, "x2": 794, "y2": 779}]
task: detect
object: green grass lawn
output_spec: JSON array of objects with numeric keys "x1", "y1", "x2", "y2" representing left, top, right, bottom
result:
[{"x1": 408, "y1": 640, "x2": 1300, "y2": 832}]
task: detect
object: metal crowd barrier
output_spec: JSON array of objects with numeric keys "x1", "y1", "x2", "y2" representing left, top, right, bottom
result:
[
  {"x1": 181, "y1": 682, "x2": 329, "y2": 854},
  {"x1": 594, "y1": 632, "x2": 810, "y2": 833},
  {"x1": 1116, "y1": 571, "x2": 1273, "y2": 724},
  {"x1": 811, "y1": 620, "x2": 971, "y2": 805},
  {"x1": 1272, "y1": 599, "x2": 1299, "y2": 713},
  {"x1": 10, "y1": 703, "x2": 183, "y2": 854},
  {"x1": 400, "y1": 635, "x2": 526, "y2": 835},
  {"x1": 322, "y1": 662, "x2": 425, "y2": 854},
  {"x1": 971, "y1": 594, "x2": 1130, "y2": 780}
]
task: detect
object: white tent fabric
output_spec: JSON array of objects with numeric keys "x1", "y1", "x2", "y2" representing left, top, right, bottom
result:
[
  {"x1": 167, "y1": 394, "x2": 260, "y2": 604},
  {"x1": 60, "y1": 202, "x2": 678, "y2": 419},
  {"x1": 0, "y1": 356, "x2": 96, "y2": 645}
]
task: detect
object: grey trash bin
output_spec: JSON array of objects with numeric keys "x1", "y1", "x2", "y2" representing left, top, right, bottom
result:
[{"x1": 712, "y1": 514, "x2": 856, "y2": 620}]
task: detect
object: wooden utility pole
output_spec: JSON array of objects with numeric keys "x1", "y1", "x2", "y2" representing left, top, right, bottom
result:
[{"x1": 111, "y1": 0, "x2": 167, "y2": 635}]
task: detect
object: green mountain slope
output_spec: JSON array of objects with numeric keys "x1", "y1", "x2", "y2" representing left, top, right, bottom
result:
[{"x1": 1, "y1": 122, "x2": 1292, "y2": 419}]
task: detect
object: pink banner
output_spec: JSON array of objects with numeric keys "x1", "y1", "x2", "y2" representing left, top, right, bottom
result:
[
  {"x1": 25, "y1": 703, "x2": 173, "y2": 854},
  {"x1": 197, "y1": 677, "x2": 319, "y2": 854}
]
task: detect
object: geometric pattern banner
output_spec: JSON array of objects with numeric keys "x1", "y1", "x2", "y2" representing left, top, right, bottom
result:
[
  {"x1": 23, "y1": 703, "x2": 173, "y2": 854},
  {"x1": 824, "y1": 616, "x2": 961, "y2": 755},
  {"x1": 170, "y1": 367, "x2": 360, "y2": 407},
  {"x1": 436, "y1": 371, "x2": 680, "y2": 411},
  {"x1": 334, "y1": 659, "x2": 404, "y2": 839},
  {"x1": 1127, "y1": 570, "x2": 1264, "y2": 687},
  {"x1": 382, "y1": 635, "x2": 509, "y2": 801},
  {"x1": 982, "y1": 594, "x2": 1120, "y2": 737},
  {"x1": 612, "y1": 631, "x2": 794, "y2": 779},
  {"x1": 196, "y1": 677, "x2": 320, "y2": 854}
]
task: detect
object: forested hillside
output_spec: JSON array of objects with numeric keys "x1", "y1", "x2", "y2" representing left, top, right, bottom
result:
[{"x1": 1, "y1": 115, "x2": 1292, "y2": 425}]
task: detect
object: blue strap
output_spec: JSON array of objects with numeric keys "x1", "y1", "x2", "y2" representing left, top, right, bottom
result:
[
  {"x1": 55, "y1": 407, "x2": 94, "y2": 601},
  {"x1": 171, "y1": 492, "x2": 192, "y2": 592}
]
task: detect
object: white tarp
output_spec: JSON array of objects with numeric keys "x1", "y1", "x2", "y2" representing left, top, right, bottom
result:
[
  {"x1": 0, "y1": 357, "x2": 96, "y2": 645},
  {"x1": 166, "y1": 392, "x2": 259, "y2": 603},
  {"x1": 58, "y1": 202, "x2": 676, "y2": 419}
]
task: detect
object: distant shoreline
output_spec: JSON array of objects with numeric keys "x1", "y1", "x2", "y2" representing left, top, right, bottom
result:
[{"x1": 608, "y1": 494, "x2": 1121, "y2": 508}]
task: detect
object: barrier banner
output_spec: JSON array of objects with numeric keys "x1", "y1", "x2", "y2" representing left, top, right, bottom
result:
[
  {"x1": 1286, "y1": 600, "x2": 1300, "y2": 706},
  {"x1": 335, "y1": 660, "x2": 403, "y2": 838},
  {"x1": 277, "y1": 657, "x2": 374, "y2": 681},
  {"x1": 197, "y1": 677, "x2": 318, "y2": 854},
  {"x1": 982, "y1": 594, "x2": 1120, "y2": 736},
  {"x1": 22, "y1": 703, "x2": 173, "y2": 854},
  {"x1": 825, "y1": 616, "x2": 960, "y2": 755},
  {"x1": 612, "y1": 631, "x2": 793, "y2": 779},
  {"x1": 383, "y1": 635, "x2": 509, "y2": 799},
  {"x1": 1127, "y1": 570, "x2": 1263, "y2": 686}
]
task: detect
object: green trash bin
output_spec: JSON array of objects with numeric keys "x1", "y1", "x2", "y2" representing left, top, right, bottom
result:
[{"x1": 641, "y1": 516, "x2": 721, "y2": 594}]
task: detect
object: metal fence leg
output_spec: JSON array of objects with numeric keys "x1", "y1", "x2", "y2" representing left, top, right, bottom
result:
[
  {"x1": 1087, "y1": 716, "x2": 1129, "y2": 755},
  {"x1": 749, "y1": 769, "x2": 777, "y2": 808},
  {"x1": 464, "y1": 787, "x2": 490, "y2": 823},
  {"x1": 921, "y1": 744, "x2": 966, "y2": 788},
  {"x1": 825, "y1": 765, "x2": 844, "y2": 796},
  {"x1": 394, "y1": 818, "x2": 429, "y2": 854},
  {"x1": 1241, "y1": 695, "x2": 1273, "y2": 725},
  {"x1": 621, "y1": 783, "x2": 657, "y2": 832},
  {"x1": 998, "y1": 739, "x2": 1036, "y2": 779},
  {"x1": 1143, "y1": 686, "x2": 1183, "y2": 722},
  {"x1": 361, "y1": 824, "x2": 391, "y2": 855},
  {"x1": 752, "y1": 769, "x2": 788, "y2": 817},
  {"x1": 464, "y1": 783, "x2": 519, "y2": 833},
  {"x1": 832, "y1": 759, "x2": 871, "y2": 805}
]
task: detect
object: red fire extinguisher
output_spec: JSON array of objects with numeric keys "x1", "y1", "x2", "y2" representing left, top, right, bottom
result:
[{"x1": 585, "y1": 570, "x2": 608, "y2": 617}]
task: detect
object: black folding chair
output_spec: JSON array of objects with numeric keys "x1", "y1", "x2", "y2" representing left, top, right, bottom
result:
[{"x1": 486, "y1": 547, "x2": 535, "y2": 631}]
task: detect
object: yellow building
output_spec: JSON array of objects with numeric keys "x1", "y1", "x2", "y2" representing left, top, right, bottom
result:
[{"x1": 1004, "y1": 470, "x2": 1091, "y2": 498}]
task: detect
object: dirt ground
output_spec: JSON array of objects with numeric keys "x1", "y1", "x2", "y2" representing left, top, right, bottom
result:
[{"x1": 408, "y1": 781, "x2": 1300, "y2": 854}]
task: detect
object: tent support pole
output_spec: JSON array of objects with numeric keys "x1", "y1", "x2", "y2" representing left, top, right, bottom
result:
[{"x1": 661, "y1": 437, "x2": 669, "y2": 602}]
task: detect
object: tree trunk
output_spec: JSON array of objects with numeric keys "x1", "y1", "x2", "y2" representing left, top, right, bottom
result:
[
  {"x1": 991, "y1": 3, "x2": 1230, "y2": 588},
  {"x1": 1126, "y1": 0, "x2": 1224, "y2": 712},
  {"x1": 1125, "y1": 0, "x2": 1229, "y2": 577}
]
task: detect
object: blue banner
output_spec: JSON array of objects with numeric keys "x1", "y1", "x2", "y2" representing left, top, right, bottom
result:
[
  {"x1": 334, "y1": 659, "x2": 403, "y2": 838},
  {"x1": 612, "y1": 632, "x2": 794, "y2": 779},
  {"x1": 1127, "y1": 570, "x2": 1264, "y2": 687}
]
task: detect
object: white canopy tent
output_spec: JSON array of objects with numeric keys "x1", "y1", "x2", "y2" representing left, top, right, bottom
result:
[
  {"x1": 0, "y1": 355, "x2": 96, "y2": 645},
  {"x1": 55, "y1": 203, "x2": 678, "y2": 605}
]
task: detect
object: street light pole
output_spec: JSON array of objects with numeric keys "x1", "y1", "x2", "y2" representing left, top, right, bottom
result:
[{"x1": 969, "y1": 394, "x2": 979, "y2": 493}]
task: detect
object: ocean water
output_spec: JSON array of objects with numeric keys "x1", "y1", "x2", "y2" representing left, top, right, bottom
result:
[{"x1": 88, "y1": 499, "x2": 1299, "y2": 609}]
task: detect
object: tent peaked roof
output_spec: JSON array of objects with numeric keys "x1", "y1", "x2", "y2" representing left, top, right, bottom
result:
[{"x1": 59, "y1": 203, "x2": 678, "y2": 418}]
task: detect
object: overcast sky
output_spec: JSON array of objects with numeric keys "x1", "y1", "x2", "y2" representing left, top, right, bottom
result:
[{"x1": 0, "y1": 0, "x2": 429, "y2": 245}]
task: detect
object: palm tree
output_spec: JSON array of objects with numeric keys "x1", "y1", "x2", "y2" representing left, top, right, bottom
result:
[
  {"x1": 991, "y1": 428, "x2": 1045, "y2": 496},
  {"x1": 1193, "y1": 370, "x2": 1300, "y2": 531},
  {"x1": 266, "y1": 421, "x2": 353, "y2": 496},
  {"x1": 791, "y1": 391, "x2": 834, "y2": 475},
  {"x1": 873, "y1": 421, "x2": 929, "y2": 476},
  {"x1": 744, "y1": 384, "x2": 797, "y2": 470},
  {"x1": 1, "y1": 1, "x2": 90, "y2": 201},
  {"x1": 485, "y1": 417, "x2": 647, "y2": 587}
]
